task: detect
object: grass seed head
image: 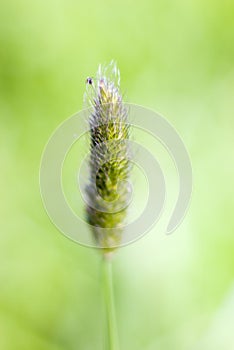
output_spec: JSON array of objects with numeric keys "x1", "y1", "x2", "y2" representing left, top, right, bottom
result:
[{"x1": 84, "y1": 61, "x2": 131, "y2": 254}]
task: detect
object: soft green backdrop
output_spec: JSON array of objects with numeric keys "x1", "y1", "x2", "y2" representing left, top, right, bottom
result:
[{"x1": 1, "y1": 0, "x2": 234, "y2": 349}]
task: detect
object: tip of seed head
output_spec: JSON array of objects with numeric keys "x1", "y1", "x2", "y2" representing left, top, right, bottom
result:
[{"x1": 86, "y1": 77, "x2": 93, "y2": 85}]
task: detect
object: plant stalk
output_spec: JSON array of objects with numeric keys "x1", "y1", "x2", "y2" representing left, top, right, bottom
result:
[{"x1": 102, "y1": 256, "x2": 119, "y2": 350}]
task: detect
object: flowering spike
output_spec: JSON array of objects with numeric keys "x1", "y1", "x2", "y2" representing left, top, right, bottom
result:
[{"x1": 84, "y1": 62, "x2": 130, "y2": 254}]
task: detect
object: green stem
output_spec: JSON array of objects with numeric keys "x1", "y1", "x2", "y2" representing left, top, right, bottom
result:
[{"x1": 102, "y1": 256, "x2": 119, "y2": 350}]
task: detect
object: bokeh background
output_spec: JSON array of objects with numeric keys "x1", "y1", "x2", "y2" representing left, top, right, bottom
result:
[{"x1": 1, "y1": 0, "x2": 234, "y2": 349}]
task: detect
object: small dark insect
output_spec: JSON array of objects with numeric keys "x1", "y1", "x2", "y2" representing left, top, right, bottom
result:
[{"x1": 86, "y1": 77, "x2": 93, "y2": 85}]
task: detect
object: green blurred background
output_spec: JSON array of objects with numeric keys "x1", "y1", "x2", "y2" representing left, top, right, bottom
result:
[{"x1": 1, "y1": 0, "x2": 234, "y2": 349}]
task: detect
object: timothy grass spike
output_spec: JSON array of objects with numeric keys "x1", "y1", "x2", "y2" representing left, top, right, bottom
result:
[{"x1": 85, "y1": 61, "x2": 130, "y2": 255}]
